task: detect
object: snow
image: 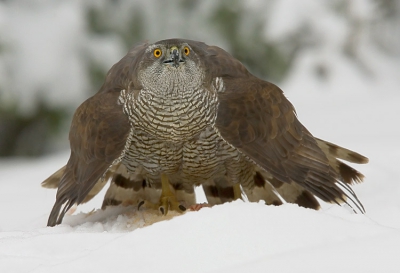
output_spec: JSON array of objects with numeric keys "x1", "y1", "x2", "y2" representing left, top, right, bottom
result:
[
  {"x1": 1, "y1": 159, "x2": 400, "y2": 273},
  {"x1": 1, "y1": 0, "x2": 400, "y2": 272}
]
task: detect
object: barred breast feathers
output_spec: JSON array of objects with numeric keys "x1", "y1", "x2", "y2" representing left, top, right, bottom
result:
[{"x1": 118, "y1": 75, "x2": 222, "y2": 142}]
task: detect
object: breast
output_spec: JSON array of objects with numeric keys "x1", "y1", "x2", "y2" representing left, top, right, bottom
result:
[
  {"x1": 120, "y1": 86, "x2": 218, "y2": 142},
  {"x1": 119, "y1": 85, "x2": 243, "y2": 185},
  {"x1": 122, "y1": 129, "x2": 183, "y2": 175},
  {"x1": 121, "y1": 124, "x2": 246, "y2": 186}
]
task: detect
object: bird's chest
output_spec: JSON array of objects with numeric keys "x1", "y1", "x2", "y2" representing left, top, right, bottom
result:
[
  {"x1": 121, "y1": 87, "x2": 218, "y2": 142},
  {"x1": 122, "y1": 126, "x2": 239, "y2": 182},
  {"x1": 119, "y1": 85, "x2": 239, "y2": 183}
]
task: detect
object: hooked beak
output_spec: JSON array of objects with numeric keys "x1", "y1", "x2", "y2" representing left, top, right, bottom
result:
[{"x1": 163, "y1": 46, "x2": 184, "y2": 68}]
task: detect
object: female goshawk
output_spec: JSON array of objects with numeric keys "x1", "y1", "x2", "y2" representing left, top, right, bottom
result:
[{"x1": 43, "y1": 39, "x2": 368, "y2": 226}]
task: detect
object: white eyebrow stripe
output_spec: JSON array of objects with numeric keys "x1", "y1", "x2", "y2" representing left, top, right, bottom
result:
[{"x1": 145, "y1": 44, "x2": 160, "y2": 53}]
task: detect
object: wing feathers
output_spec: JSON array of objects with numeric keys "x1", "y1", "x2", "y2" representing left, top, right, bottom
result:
[
  {"x1": 315, "y1": 138, "x2": 368, "y2": 164},
  {"x1": 215, "y1": 76, "x2": 365, "y2": 212},
  {"x1": 315, "y1": 138, "x2": 367, "y2": 184},
  {"x1": 47, "y1": 90, "x2": 130, "y2": 226},
  {"x1": 46, "y1": 42, "x2": 149, "y2": 226}
]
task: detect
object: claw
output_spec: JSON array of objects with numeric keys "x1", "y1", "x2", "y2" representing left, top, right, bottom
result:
[
  {"x1": 137, "y1": 200, "x2": 159, "y2": 211},
  {"x1": 138, "y1": 200, "x2": 145, "y2": 210},
  {"x1": 158, "y1": 201, "x2": 186, "y2": 215},
  {"x1": 137, "y1": 174, "x2": 186, "y2": 215}
]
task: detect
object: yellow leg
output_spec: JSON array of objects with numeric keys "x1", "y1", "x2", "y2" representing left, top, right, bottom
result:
[
  {"x1": 158, "y1": 174, "x2": 186, "y2": 214},
  {"x1": 138, "y1": 173, "x2": 186, "y2": 215},
  {"x1": 233, "y1": 183, "x2": 242, "y2": 200}
]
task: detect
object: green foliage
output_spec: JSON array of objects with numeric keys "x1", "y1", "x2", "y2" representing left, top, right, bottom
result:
[
  {"x1": 86, "y1": 4, "x2": 144, "y2": 47},
  {"x1": 85, "y1": 0, "x2": 294, "y2": 84},
  {"x1": 87, "y1": 59, "x2": 108, "y2": 95},
  {"x1": 0, "y1": 100, "x2": 68, "y2": 157},
  {"x1": 210, "y1": 2, "x2": 291, "y2": 81}
]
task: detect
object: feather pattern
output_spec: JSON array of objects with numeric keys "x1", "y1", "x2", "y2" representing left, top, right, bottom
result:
[{"x1": 43, "y1": 39, "x2": 368, "y2": 226}]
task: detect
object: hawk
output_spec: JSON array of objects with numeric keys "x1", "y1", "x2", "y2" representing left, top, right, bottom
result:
[{"x1": 43, "y1": 39, "x2": 368, "y2": 226}]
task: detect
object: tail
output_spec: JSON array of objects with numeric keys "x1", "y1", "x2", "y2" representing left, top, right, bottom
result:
[{"x1": 315, "y1": 137, "x2": 368, "y2": 184}]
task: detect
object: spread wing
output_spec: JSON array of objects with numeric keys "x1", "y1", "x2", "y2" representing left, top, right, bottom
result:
[
  {"x1": 47, "y1": 42, "x2": 148, "y2": 226},
  {"x1": 41, "y1": 165, "x2": 110, "y2": 204},
  {"x1": 199, "y1": 43, "x2": 366, "y2": 212}
]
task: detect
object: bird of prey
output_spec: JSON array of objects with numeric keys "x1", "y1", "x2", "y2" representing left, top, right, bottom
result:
[{"x1": 42, "y1": 38, "x2": 368, "y2": 227}]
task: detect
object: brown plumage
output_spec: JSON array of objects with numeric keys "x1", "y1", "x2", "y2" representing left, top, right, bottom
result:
[{"x1": 43, "y1": 39, "x2": 368, "y2": 226}]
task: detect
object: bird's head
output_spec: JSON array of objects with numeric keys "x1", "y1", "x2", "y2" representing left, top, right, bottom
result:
[{"x1": 136, "y1": 39, "x2": 205, "y2": 95}]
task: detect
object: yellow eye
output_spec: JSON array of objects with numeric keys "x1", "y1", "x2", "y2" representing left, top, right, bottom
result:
[
  {"x1": 184, "y1": 46, "x2": 190, "y2": 56},
  {"x1": 153, "y1": 48, "x2": 162, "y2": 58}
]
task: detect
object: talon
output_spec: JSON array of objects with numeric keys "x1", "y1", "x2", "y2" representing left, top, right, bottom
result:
[
  {"x1": 137, "y1": 200, "x2": 162, "y2": 211},
  {"x1": 138, "y1": 200, "x2": 145, "y2": 210},
  {"x1": 136, "y1": 174, "x2": 186, "y2": 215},
  {"x1": 157, "y1": 173, "x2": 186, "y2": 215}
]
